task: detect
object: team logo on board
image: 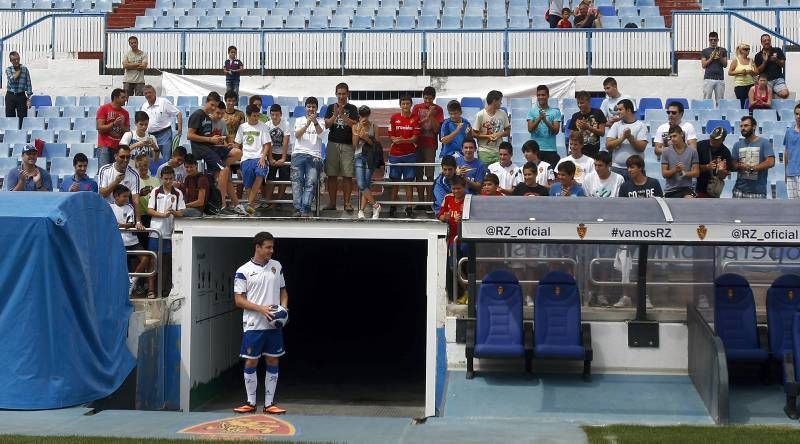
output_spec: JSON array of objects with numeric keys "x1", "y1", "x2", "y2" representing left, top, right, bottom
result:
[
  {"x1": 180, "y1": 415, "x2": 295, "y2": 438},
  {"x1": 697, "y1": 225, "x2": 708, "y2": 241},
  {"x1": 789, "y1": 290, "x2": 795, "y2": 301},
  {"x1": 497, "y1": 286, "x2": 504, "y2": 296},
  {"x1": 727, "y1": 289, "x2": 734, "y2": 300},
  {"x1": 577, "y1": 223, "x2": 587, "y2": 240},
  {"x1": 555, "y1": 287, "x2": 561, "y2": 297}
]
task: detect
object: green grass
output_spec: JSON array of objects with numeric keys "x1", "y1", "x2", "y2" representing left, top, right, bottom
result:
[
  {"x1": 583, "y1": 425, "x2": 800, "y2": 444},
  {"x1": 0, "y1": 436, "x2": 323, "y2": 444}
]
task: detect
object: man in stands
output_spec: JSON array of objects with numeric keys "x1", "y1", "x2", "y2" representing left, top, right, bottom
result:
[
  {"x1": 653, "y1": 101, "x2": 697, "y2": 157},
  {"x1": 661, "y1": 125, "x2": 700, "y2": 198},
  {"x1": 754, "y1": 34, "x2": 789, "y2": 99},
  {"x1": 474, "y1": 90, "x2": 510, "y2": 165},
  {"x1": 412, "y1": 87, "x2": 444, "y2": 213},
  {"x1": 488, "y1": 142, "x2": 522, "y2": 195},
  {"x1": 157, "y1": 145, "x2": 188, "y2": 186},
  {"x1": 618, "y1": 154, "x2": 663, "y2": 198},
  {"x1": 786, "y1": 104, "x2": 800, "y2": 199},
  {"x1": 547, "y1": 0, "x2": 565, "y2": 28},
  {"x1": 140, "y1": 85, "x2": 183, "y2": 158},
  {"x1": 568, "y1": 90, "x2": 606, "y2": 158},
  {"x1": 433, "y1": 155, "x2": 457, "y2": 215},
  {"x1": 440, "y1": 100, "x2": 473, "y2": 158},
  {"x1": 549, "y1": 161, "x2": 585, "y2": 197},
  {"x1": 96, "y1": 88, "x2": 130, "y2": 167},
  {"x1": 557, "y1": 132, "x2": 595, "y2": 184},
  {"x1": 5, "y1": 144, "x2": 51, "y2": 191},
  {"x1": 526, "y1": 84, "x2": 562, "y2": 166},
  {"x1": 122, "y1": 36, "x2": 147, "y2": 97},
  {"x1": 573, "y1": 1, "x2": 600, "y2": 28},
  {"x1": 583, "y1": 151, "x2": 624, "y2": 198},
  {"x1": 696, "y1": 127, "x2": 732, "y2": 198},
  {"x1": 455, "y1": 139, "x2": 486, "y2": 194},
  {"x1": 98, "y1": 145, "x2": 144, "y2": 230},
  {"x1": 388, "y1": 94, "x2": 421, "y2": 218},
  {"x1": 600, "y1": 77, "x2": 634, "y2": 128},
  {"x1": 291, "y1": 96, "x2": 325, "y2": 218},
  {"x1": 521, "y1": 140, "x2": 554, "y2": 188},
  {"x1": 732, "y1": 116, "x2": 775, "y2": 199},
  {"x1": 701, "y1": 32, "x2": 728, "y2": 105},
  {"x1": 324, "y1": 82, "x2": 358, "y2": 212},
  {"x1": 512, "y1": 162, "x2": 549, "y2": 196},
  {"x1": 182, "y1": 154, "x2": 209, "y2": 217},
  {"x1": 59, "y1": 152, "x2": 98, "y2": 192},
  {"x1": 606, "y1": 99, "x2": 648, "y2": 178},
  {"x1": 4, "y1": 51, "x2": 32, "y2": 129}
]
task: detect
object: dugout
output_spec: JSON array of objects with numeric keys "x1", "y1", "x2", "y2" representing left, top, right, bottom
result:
[
  {"x1": 459, "y1": 196, "x2": 800, "y2": 424},
  {"x1": 168, "y1": 218, "x2": 447, "y2": 417}
]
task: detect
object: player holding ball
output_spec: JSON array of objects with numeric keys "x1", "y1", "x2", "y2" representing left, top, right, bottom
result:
[{"x1": 233, "y1": 231, "x2": 289, "y2": 415}]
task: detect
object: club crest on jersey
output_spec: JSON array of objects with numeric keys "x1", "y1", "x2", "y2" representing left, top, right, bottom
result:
[{"x1": 271, "y1": 267, "x2": 277, "y2": 274}]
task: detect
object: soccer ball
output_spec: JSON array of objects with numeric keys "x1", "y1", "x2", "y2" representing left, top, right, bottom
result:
[{"x1": 268, "y1": 305, "x2": 289, "y2": 329}]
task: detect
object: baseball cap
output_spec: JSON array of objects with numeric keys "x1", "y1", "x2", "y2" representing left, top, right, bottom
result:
[
  {"x1": 710, "y1": 126, "x2": 727, "y2": 141},
  {"x1": 22, "y1": 144, "x2": 38, "y2": 154}
]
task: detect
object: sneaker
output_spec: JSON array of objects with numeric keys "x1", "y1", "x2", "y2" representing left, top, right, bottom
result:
[
  {"x1": 456, "y1": 292, "x2": 468, "y2": 305},
  {"x1": 389, "y1": 206, "x2": 397, "y2": 217},
  {"x1": 245, "y1": 205, "x2": 256, "y2": 215},
  {"x1": 234, "y1": 204, "x2": 248, "y2": 216},
  {"x1": 596, "y1": 295, "x2": 610, "y2": 306},
  {"x1": 357, "y1": 210, "x2": 365, "y2": 219},
  {"x1": 371, "y1": 204, "x2": 381, "y2": 220},
  {"x1": 425, "y1": 207, "x2": 435, "y2": 216},
  {"x1": 233, "y1": 402, "x2": 257, "y2": 414},
  {"x1": 613, "y1": 296, "x2": 632, "y2": 308},
  {"x1": 646, "y1": 296, "x2": 654, "y2": 309},
  {"x1": 404, "y1": 206, "x2": 413, "y2": 218},
  {"x1": 697, "y1": 295, "x2": 710, "y2": 309},
  {"x1": 525, "y1": 295, "x2": 534, "y2": 307},
  {"x1": 263, "y1": 404, "x2": 286, "y2": 415},
  {"x1": 292, "y1": 211, "x2": 302, "y2": 217}
]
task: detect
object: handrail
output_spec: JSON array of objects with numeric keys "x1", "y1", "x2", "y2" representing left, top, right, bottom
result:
[
  {"x1": 456, "y1": 256, "x2": 578, "y2": 285},
  {"x1": 121, "y1": 227, "x2": 162, "y2": 299},
  {"x1": 0, "y1": 12, "x2": 103, "y2": 40}
]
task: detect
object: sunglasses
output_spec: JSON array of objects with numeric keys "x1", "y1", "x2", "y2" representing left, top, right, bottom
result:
[{"x1": 666, "y1": 110, "x2": 679, "y2": 115}]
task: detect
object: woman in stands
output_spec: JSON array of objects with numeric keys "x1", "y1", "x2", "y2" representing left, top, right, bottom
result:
[
  {"x1": 748, "y1": 74, "x2": 773, "y2": 111},
  {"x1": 352, "y1": 105, "x2": 381, "y2": 220},
  {"x1": 728, "y1": 42, "x2": 756, "y2": 109}
]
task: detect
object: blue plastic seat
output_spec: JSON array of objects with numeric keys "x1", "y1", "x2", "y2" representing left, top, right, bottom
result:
[
  {"x1": 643, "y1": 15, "x2": 665, "y2": 28},
  {"x1": 237, "y1": 0, "x2": 255, "y2": 8},
  {"x1": 221, "y1": 16, "x2": 241, "y2": 27},
  {"x1": 329, "y1": 14, "x2": 351, "y2": 28},
  {"x1": 198, "y1": 16, "x2": 219, "y2": 27},
  {"x1": 0, "y1": 118, "x2": 19, "y2": 131},
  {"x1": 352, "y1": 15, "x2": 372, "y2": 28},
  {"x1": 374, "y1": 15, "x2": 394, "y2": 28},
  {"x1": 664, "y1": 97, "x2": 690, "y2": 111},
  {"x1": 177, "y1": 96, "x2": 199, "y2": 108},
  {"x1": 241, "y1": 16, "x2": 262, "y2": 28},
  {"x1": 462, "y1": 15, "x2": 484, "y2": 29},
  {"x1": 55, "y1": 96, "x2": 77, "y2": 107},
  {"x1": 597, "y1": 5, "x2": 615, "y2": 15},
  {"x1": 395, "y1": 15, "x2": 415, "y2": 28},
  {"x1": 30, "y1": 129, "x2": 54, "y2": 143},
  {"x1": 68, "y1": 143, "x2": 95, "y2": 158},
  {"x1": 73, "y1": 117, "x2": 96, "y2": 132},
  {"x1": 690, "y1": 99, "x2": 714, "y2": 110},
  {"x1": 135, "y1": 16, "x2": 155, "y2": 28},
  {"x1": 49, "y1": 157, "x2": 74, "y2": 179},
  {"x1": 43, "y1": 143, "x2": 67, "y2": 159},
  {"x1": 639, "y1": 5, "x2": 660, "y2": 15},
  {"x1": 637, "y1": 97, "x2": 663, "y2": 120},
  {"x1": 62, "y1": 106, "x2": 86, "y2": 118},
  {"x1": 308, "y1": 15, "x2": 328, "y2": 28},
  {"x1": 154, "y1": 16, "x2": 175, "y2": 28},
  {"x1": 187, "y1": 8, "x2": 206, "y2": 16},
  {"x1": 57, "y1": 130, "x2": 83, "y2": 144},
  {"x1": 752, "y1": 109, "x2": 777, "y2": 125},
  {"x1": 617, "y1": 5, "x2": 638, "y2": 15},
  {"x1": 486, "y1": 16, "x2": 507, "y2": 28},
  {"x1": 460, "y1": 97, "x2": 484, "y2": 108},
  {"x1": 508, "y1": 15, "x2": 530, "y2": 28},
  {"x1": 767, "y1": 274, "x2": 800, "y2": 360},
  {"x1": 22, "y1": 117, "x2": 45, "y2": 130},
  {"x1": 713, "y1": 273, "x2": 769, "y2": 363},
  {"x1": 177, "y1": 15, "x2": 199, "y2": 28},
  {"x1": 534, "y1": 271, "x2": 593, "y2": 380},
  {"x1": 30, "y1": 95, "x2": 52, "y2": 109},
  {"x1": 47, "y1": 117, "x2": 72, "y2": 131},
  {"x1": 3, "y1": 130, "x2": 28, "y2": 145},
  {"x1": 78, "y1": 96, "x2": 100, "y2": 107},
  {"x1": 282, "y1": 15, "x2": 303, "y2": 28}
]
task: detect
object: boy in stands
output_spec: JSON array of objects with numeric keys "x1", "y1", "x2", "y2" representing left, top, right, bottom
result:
[
  {"x1": 263, "y1": 104, "x2": 291, "y2": 209},
  {"x1": 481, "y1": 173, "x2": 504, "y2": 196},
  {"x1": 182, "y1": 154, "x2": 209, "y2": 217},
  {"x1": 487, "y1": 141, "x2": 522, "y2": 195},
  {"x1": 111, "y1": 184, "x2": 150, "y2": 296},
  {"x1": 474, "y1": 90, "x2": 511, "y2": 165},
  {"x1": 455, "y1": 139, "x2": 486, "y2": 194},
  {"x1": 121, "y1": 111, "x2": 160, "y2": 167},
  {"x1": 549, "y1": 161, "x2": 586, "y2": 197},
  {"x1": 582, "y1": 151, "x2": 625, "y2": 198},
  {"x1": 235, "y1": 104, "x2": 271, "y2": 215},
  {"x1": 146, "y1": 165, "x2": 185, "y2": 298},
  {"x1": 438, "y1": 175, "x2": 467, "y2": 302},
  {"x1": 233, "y1": 231, "x2": 289, "y2": 415},
  {"x1": 521, "y1": 140, "x2": 554, "y2": 188},
  {"x1": 433, "y1": 155, "x2": 457, "y2": 215},
  {"x1": 156, "y1": 146, "x2": 187, "y2": 186},
  {"x1": 556, "y1": 131, "x2": 595, "y2": 184},
  {"x1": 512, "y1": 162, "x2": 549, "y2": 196},
  {"x1": 412, "y1": 86, "x2": 445, "y2": 212},
  {"x1": 618, "y1": 154, "x2": 663, "y2": 197},
  {"x1": 440, "y1": 100, "x2": 473, "y2": 158},
  {"x1": 211, "y1": 102, "x2": 246, "y2": 215},
  {"x1": 224, "y1": 91, "x2": 246, "y2": 145},
  {"x1": 388, "y1": 94, "x2": 421, "y2": 217},
  {"x1": 59, "y1": 152, "x2": 98, "y2": 192},
  {"x1": 223, "y1": 45, "x2": 243, "y2": 95}
]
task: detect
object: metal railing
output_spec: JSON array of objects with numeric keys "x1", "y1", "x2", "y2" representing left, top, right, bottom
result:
[
  {"x1": 367, "y1": 161, "x2": 438, "y2": 207},
  {"x1": 121, "y1": 227, "x2": 162, "y2": 298},
  {"x1": 456, "y1": 256, "x2": 578, "y2": 285}
]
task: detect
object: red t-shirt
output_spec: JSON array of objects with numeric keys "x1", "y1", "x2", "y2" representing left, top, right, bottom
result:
[
  {"x1": 388, "y1": 112, "x2": 420, "y2": 157},
  {"x1": 557, "y1": 19, "x2": 573, "y2": 28},
  {"x1": 96, "y1": 103, "x2": 130, "y2": 149},
  {"x1": 411, "y1": 103, "x2": 444, "y2": 149},
  {"x1": 480, "y1": 190, "x2": 504, "y2": 196},
  {"x1": 438, "y1": 193, "x2": 464, "y2": 245}
]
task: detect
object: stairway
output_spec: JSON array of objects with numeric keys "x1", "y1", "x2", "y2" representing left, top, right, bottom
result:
[
  {"x1": 107, "y1": 0, "x2": 155, "y2": 29},
  {"x1": 656, "y1": 0, "x2": 701, "y2": 27}
]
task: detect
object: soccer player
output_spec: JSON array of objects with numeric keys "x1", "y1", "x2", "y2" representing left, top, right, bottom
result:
[{"x1": 233, "y1": 232, "x2": 289, "y2": 415}]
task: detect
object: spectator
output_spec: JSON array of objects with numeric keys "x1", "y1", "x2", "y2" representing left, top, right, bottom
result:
[
  {"x1": 785, "y1": 104, "x2": 800, "y2": 199},
  {"x1": 223, "y1": 45, "x2": 244, "y2": 95},
  {"x1": 5, "y1": 144, "x2": 52, "y2": 191},
  {"x1": 556, "y1": 132, "x2": 595, "y2": 184},
  {"x1": 728, "y1": 43, "x2": 757, "y2": 109},
  {"x1": 146, "y1": 165, "x2": 185, "y2": 298},
  {"x1": 223, "y1": 91, "x2": 246, "y2": 145},
  {"x1": 653, "y1": 101, "x2": 697, "y2": 157},
  {"x1": 488, "y1": 142, "x2": 522, "y2": 195},
  {"x1": 412, "y1": 86, "x2": 445, "y2": 213},
  {"x1": 121, "y1": 111, "x2": 160, "y2": 166},
  {"x1": 96, "y1": 88, "x2": 130, "y2": 167},
  {"x1": 438, "y1": 174, "x2": 467, "y2": 302},
  {"x1": 512, "y1": 162, "x2": 549, "y2": 196},
  {"x1": 701, "y1": 32, "x2": 728, "y2": 105},
  {"x1": 182, "y1": 154, "x2": 209, "y2": 217},
  {"x1": 547, "y1": 0, "x2": 564, "y2": 28},
  {"x1": 433, "y1": 155, "x2": 457, "y2": 215},
  {"x1": 59, "y1": 152, "x2": 98, "y2": 192},
  {"x1": 549, "y1": 161, "x2": 586, "y2": 196},
  {"x1": 474, "y1": 90, "x2": 511, "y2": 165},
  {"x1": 4, "y1": 51, "x2": 32, "y2": 129},
  {"x1": 122, "y1": 36, "x2": 147, "y2": 97},
  {"x1": 521, "y1": 140, "x2": 554, "y2": 188},
  {"x1": 568, "y1": 90, "x2": 606, "y2": 158},
  {"x1": 235, "y1": 104, "x2": 271, "y2": 215},
  {"x1": 455, "y1": 138, "x2": 486, "y2": 194},
  {"x1": 291, "y1": 97, "x2": 325, "y2": 217},
  {"x1": 748, "y1": 74, "x2": 773, "y2": 111},
  {"x1": 573, "y1": 1, "x2": 600, "y2": 28},
  {"x1": 440, "y1": 100, "x2": 473, "y2": 158},
  {"x1": 140, "y1": 85, "x2": 183, "y2": 159},
  {"x1": 618, "y1": 154, "x2": 663, "y2": 197},
  {"x1": 696, "y1": 127, "x2": 732, "y2": 198},
  {"x1": 156, "y1": 145, "x2": 188, "y2": 186},
  {"x1": 249, "y1": 95, "x2": 269, "y2": 123},
  {"x1": 98, "y1": 145, "x2": 144, "y2": 239},
  {"x1": 480, "y1": 173, "x2": 504, "y2": 196},
  {"x1": 732, "y1": 116, "x2": 775, "y2": 199},
  {"x1": 388, "y1": 94, "x2": 421, "y2": 218},
  {"x1": 110, "y1": 184, "x2": 150, "y2": 296},
  {"x1": 135, "y1": 153, "x2": 159, "y2": 246},
  {"x1": 210, "y1": 102, "x2": 245, "y2": 215},
  {"x1": 754, "y1": 34, "x2": 789, "y2": 99},
  {"x1": 583, "y1": 151, "x2": 624, "y2": 197},
  {"x1": 660, "y1": 125, "x2": 699, "y2": 198},
  {"x1": 324, "y1": 82, "x2": 359, "y2": 212},
  {"x1": 557, "y1": 8, "x2": 573, "y2": 28},
  {"x1": 352, "y1": 105, "x2": 381, "y2": 220},
  {"x1": 600, "y1": 77, "x2": 634, "y2": 127},
  {"x1": 263, "y1": 104, "x2": 291, "y2": 210},
  {"x1": 526, "y1": 84, "x2": 562, "y2": 166},
  {"x1": 606, "y1": 99, "x2": 648, "y2": 178}
]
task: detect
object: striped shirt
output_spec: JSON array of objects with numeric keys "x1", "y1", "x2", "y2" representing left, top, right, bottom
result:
[
  {"x1": 97, "y1": 164, "x2": 140, "y2": 203},
  {"x1": 5, "y1": 65, "x2": 32, "y2": 95}
]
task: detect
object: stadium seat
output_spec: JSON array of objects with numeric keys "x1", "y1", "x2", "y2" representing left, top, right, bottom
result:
[
  {"x1": 188, "y1": 8, "x2": 206, "y2": 16},
  {"x1": 465, "y1": 269, "x2": 531, "y2": 379},
  {"x1": 30, "y1": 95, "x2": 52, "y2": 109},
  {"x1": 329, "y1": 15, "x2": 351, "y2": 28},
  {"x1": 752, "y1": 109, "x2": 777, "y2": 125},
  {"x1": 135, "y1": 16, "x2": 155, "y2": 28},
  {"x1": 0, "y1": 158, "x2": 18, "y2": 174},
  {"x1": 43, "y1": 143, "x2": 67, "y2": 159},
  {"x1": 664, "y1": 97, "x2": 690, "y2": 110},
  {"x1": 590, "y1": 97, "x2": 604, "y2": 109},
  {"x1": 241, "y1": 16, "x2": 262, "y2": 28},
  {"x1": 220, "y1": 16, "x2": 241, "y2": 27},
  {"x1": 291, "y1": 105, "x2": 306, "y2": 117},
  {"x1": 57, "y1": 130, "x2": 83, "y2": 144},
  {"x1": 308, "y1": 15, "x2": 328, "y2": 28},
  {"x1": 637, "y1": 97, "x2": 663, "y2": 120},
  {"x1": 55, "y1": 96, "x2": 77, "y2": 107},
  {"x1": 177, "y1": 15, "x2": 199, "y2": 28},
  {"x1": 352, "y1": 15, "x2": 372, "y2": 28},
  {"x1": 22, "y1": 117, "x2": 45, "y2": 130},
  {"x1": 11, "y1": 143, "x2": 32, "y2": 157},
  {"x1": 73, "y1": 117, "x2": 96, "y2": 132},
  {"x1": 177, "y1": 96, "x2": 199, "y2": 108},
  {"x1": 395, "y1": 15, "x2": 415, "y2": 28},
  {"x1": 167, "y1": 7, "x2": 187, "y2": 16},
  {"x1": 3, "y1": 130, "x2": 28, "y2": 145},
  {"x1": 705, "y1": 119, "x2": 733, "y2": 135},
  {"x1": 508, "y1": 16, "x2": 530, "y2": 28},
  {"x1": 486, "y1": 16, "x2": 507, "y2": 28},
  {"x1": 718, "y1": 99, "x2": 742, "y2": 111},
  {"x1": 145, "y1": 7, "x2": 164, "y2": 16},
  {"x1": 534, "y1": 271, "x2": 592, "y2": 381},
  {"x1": 34, "y1": 0, "x2": 53, "y2": 10},
  {"x1": 617, "y1": 5, "x2": 638, "y2": 16},
  {"x1": 690, "y1": 99, "x2": 714, "y2": 110},
  {"x1": 274, "y1": 0, "x2": 293, "y2": 7},
  {"x1": 639, "y1": 5, "x2": 660, "y2": 15},
  {"x1": 15, "y1": 0, "x2": 33, "y2": 7},
  {"x1": 69, "y1": 143, "x2": 95, "y2": 158},
  {"x1": 30, "y1": 129, "x2": 54, "y2": 143},
  {"x1": 374, "y1": 15, "x2": 393, "y2": 28},
  {"x1": 154, "y1": 16, "x2": 176, "y2": 28},
  {"x1": 462, "y1": 15, "x2": 484, "y2": 29},
  {"x1": 47, "y1": 117, "x2": 72, "y2": 131},
  {"x1": 460, "y1": 97, "x2": 484, "y2": 109},
  {"x1": 643, "y1": 15, "x2": 666, "y2": 27},
  {"x1": 416, "y1": 14, "x2": 437, "y2": 29},
  {"x1": 696, "y1": 109, "x2": 724, "y2": 125},
  {"x1": 237, "y1": 0, "x2": 255, "y2": 8},
  {"x1": 78, "y1": 96, "x2": 100, "y2": 107},
  {"x1": 713, "y1": 273, "x2": 769, "y2": 363},
  {"x1": 283, "y1": 15, "x2": 303, "y2": 28},
  {"x1": 62, "y1": 106, "x2": 86, "y2": 118},
  {"x1": 198, "y1": 16, "x2": 219, "y2": 27},
  {"x1": 619, "y1": 16, "x2": 641, "y2": 27},
  {"x1": 53, "y1": 0, "x2": 72, "y2": 8},
  {"x1": 767, "y1": 274, "x2": 800, "y2": 361},
  {"x1": 0, "y1": 118, "x2": 19, "y2": 130}
]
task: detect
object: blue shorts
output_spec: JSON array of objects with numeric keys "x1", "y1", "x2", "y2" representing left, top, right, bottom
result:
[
  {"x1": 199, "y1": 147, "x2": 231, "y2": 173},
  {"x1": 147, "y1": 237, "x2": 172, "y2": 255},
  {"x1": 389, "y1": 153, "x2": 417, "y2": 181},
  {"x1": 240, "y1": 158, "x2": 268, "y2": 188},
  {"x1": 240, "y1": 329, "x2": 285, "y2": 359}
]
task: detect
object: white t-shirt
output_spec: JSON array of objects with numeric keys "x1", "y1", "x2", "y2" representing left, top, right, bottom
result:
[
  {"x1": 488, "y1": 161, "x2": 523, "y2": 191},
  {"x1": 600, "y1": 94, "x2": 635, "y2": 119},
  {"x1": 147, "y1": 186, "x2": 186, "y2": 240},
  {"x1": 120, "y1": 131, "x2": 159, "y2": 159},
  {"x1": 139, "y1": 97, "x2": 180, "y2": 133},
  {"x1": 235, "y1": 121, "x2": 271, "y2": 161},
  {"x1": 110, "y1": 202, "x2": 139, "y2": 246},
  {"x1": 234, "y1": 258, "x2": 285, "y2": 332},
  {"x1": 654, "y1": 121, "x2": 698, "y2": 149},
  {"x1": 293, "y1": 117, "x2": 325, "y2": 158},
  {"x1": 156, "y1": 162, "x2": 187, "y2": 184},
  {"x1": 98, "y1": 164, "x2": 141, "y2": 203},
  {"x1": 582, "y1": 171, "x2": 625, "y2": 198},
  {"x1": 535, "y1": 160, "x2": 554, "y2": 187},
  {"x1": 265, "y1": 119, "x2": 292, "y2": 156},
  {"x1": 556, "y1": 155, "x2": 595, "y2": 184},
  {"x1": 607, "y1": 120, "x2": 649, "y2": 168}
]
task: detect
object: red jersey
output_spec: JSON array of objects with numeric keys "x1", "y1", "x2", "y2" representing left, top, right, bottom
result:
[
  {"x1": 388, "y1": 112, "x2": 420, "y2": 157},
  {"x1": 96, "y1": 103, "x2": 130, "y2": 150},
  {"x1": 438, "y1": 193, "x2": 464, "y2": 245},
  {"x1": 557, "y1": 19, "x2": 573, "y2": 29},
  {"x1": 411, "y1": 102, "x2": 444, "y2": 149},
  {"x1": 480, "y1": 190, "x2": 504, "y2": 196}
]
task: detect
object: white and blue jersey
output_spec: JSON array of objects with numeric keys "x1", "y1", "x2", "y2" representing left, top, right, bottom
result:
[{"x1": 234, "y1": 258, "x2": 285, "y2": 332}]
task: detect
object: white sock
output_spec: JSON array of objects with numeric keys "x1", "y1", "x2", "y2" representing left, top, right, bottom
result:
[
  {"x1": 264, "y1": 365, "x2": 279, "y2": 406},
  {"x1": 244, "y1": 367, "x2": 257, "y2": 405}
]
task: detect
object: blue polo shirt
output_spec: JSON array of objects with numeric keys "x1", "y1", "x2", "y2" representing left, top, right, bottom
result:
[
  {"x1": 455, "y1": 156, "x2": 488, "y2": 186},
  {"x1": 439, "y1": 117, "x2": 472, "y2": 158},
  {"x1": 59, "y1": 175, "x2": 99, "y2": 193},
  {"x1": 5, "y1": 167, "x2": 53, "y2": 191}
]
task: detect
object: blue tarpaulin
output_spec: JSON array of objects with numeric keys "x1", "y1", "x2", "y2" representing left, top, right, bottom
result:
[{"x1": 0, "y1": 192, "x2": 135, "y2": 409}]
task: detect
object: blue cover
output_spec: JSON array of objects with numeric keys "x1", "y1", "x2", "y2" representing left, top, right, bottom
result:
[
  {"x1": 0, "y1": 192, "x2": 135, "y2": 409},
  {"x1": 713, "y1": 273, "x2": 768, "y2": 363},
  {"x1": 767, "y1": 274, "x2": 800, "y2": 360},
  {"x1": 475, "y1": 269, "x2": 524, "y2": 357},
  {"x1": 534, "y1": 272, "x2": 585, "y2": 359}
]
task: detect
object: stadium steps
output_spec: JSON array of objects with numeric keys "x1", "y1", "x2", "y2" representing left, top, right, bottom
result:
[
  {"x1": 107, "y1": 0, "x2": 155, "y2": 29},
  {"x1": 656, "y1": 0, "x2": 701, "y2": 27}
]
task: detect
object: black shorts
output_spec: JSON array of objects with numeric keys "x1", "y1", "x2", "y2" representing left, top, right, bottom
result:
[{"x1": 266, "y1": 153, "x2": 291, "y2": 181}]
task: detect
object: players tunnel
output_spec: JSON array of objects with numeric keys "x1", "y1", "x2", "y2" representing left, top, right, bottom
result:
[{"x1": 171, "y1": 219, "x2": 448, "y2": 418}]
